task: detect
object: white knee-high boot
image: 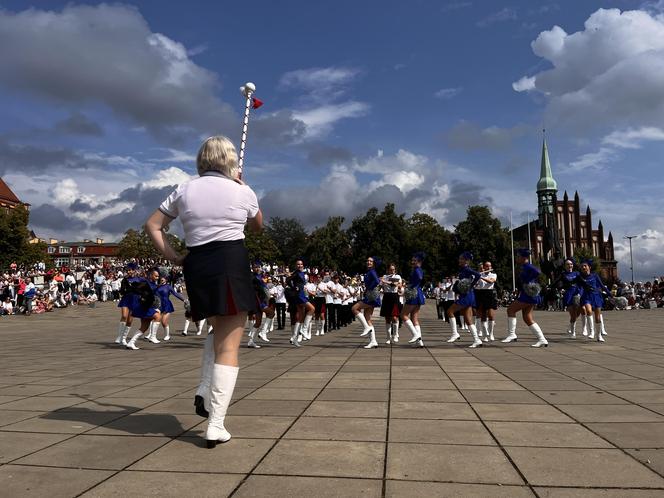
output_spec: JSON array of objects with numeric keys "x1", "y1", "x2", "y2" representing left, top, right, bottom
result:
[
  {"x1": 205, "y1": 363, "x2": 239, "y2": 448},
  {"x1": 121, "y1": 324, "x2": 131, "y2": 346},
  {"x1": 598, "y1": 314, "x2": 607, "y2": 336},
  {"x1": 364, "y1": 327, "x2": 378, "y2": 348},
  {"x1": 302, "y1": 314, "x2": 313, "y2": 340},
  {"x1": 148, "y1": 321, "x2": 160, "y2": 343},
  {"x1": 163, "y1": 325, "x2": 170, "y2": 341},
  {"x1": 355, "y1": 313, "x2": 373, "y2": 336},
  {"x1": 475, "y1": 318, "x2": 483, "y2": 337},
  {"x1": 415, "y1": 324, "x2": 424, "y2": 347},
  {"x1": 259, "y1": 318, "x2": 272, "y2": 342},
  {"x1": 405, "y1": 319, "x2": 421, "y2": 342},
  {"x1": 195, "y1": 333, "x2": 214, "y2": 416},
  {"x1": 183, "y1": 319, "x2": 190, "y2": 336},
  {"x1": 481, "y1": 320, "x2": 489, "y2": 342},
  {"x1": 469, "y1": 324, "x2": 483, "y2": 348},
  {"x1": 502, "y1": 317, "x2": 518, "y2": 342},
  {"x1": 247, "y1": 324, "x2": 261, "y2": 348},
  {"x1": 392, "y1": 322, "x2": 399, "y2": 342},
  {"x1": 570, "y1": 320, "x2": 577, "y2": 338},
  {"x1": 586, "y1": 315, "x2": 595, "y2": 339},
  {"x1": 488, "y1": 320, "x2": 495, "y2": 341},
  {"x1": 530, "y1": 323, "x2": 548, "y2": 348},
  {"x1": 385, "y1": 323, "x2": 392, "y2": 344},
  {"x1": 446, "y1": 318, "x2": 460, "y2": 342},
  {"x1": 290, "y1": 322, "x2": 302, "y2": 347},
  {"x1": 115, "y1": 322, "x2": 126, "y2": 343},
  {"x1": 126, "y1": 330, "x2": 144, "y2": 350}
]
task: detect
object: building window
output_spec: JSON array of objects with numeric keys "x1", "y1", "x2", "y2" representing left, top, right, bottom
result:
[
  {"x1": 77, "y1": 246, "x2": 85, "y2": 253},
  {"x1": 59, "y1": 246, "x2": 71, "y2": 254},
  {"x1": 47, "y1": 246, "x2": 55, "y2": 254}
]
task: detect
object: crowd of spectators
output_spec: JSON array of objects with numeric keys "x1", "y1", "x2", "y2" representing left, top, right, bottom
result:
[{"x1": 0, "y1": 260, "x2": 183, "y2": 316}]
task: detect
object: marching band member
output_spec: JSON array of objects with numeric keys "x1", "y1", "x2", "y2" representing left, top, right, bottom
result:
[
  {"x1": 314, "y1": 273, "x2": 328, "y2": 336},
  {"x1": 476, "y1": 261, "x2": 498, "y2": 342},
  {"x1": 502, "y1": 248, "x2": 548, "y2": 347},
  {"x1": 446, "y1": 252, "x2": 483, "y2": 348},
  {"x1": 155, "y1": 275, "x2": 186, "y2": 341},
  {"x1": 400, "y1": 252, "x2": 426, "y2": 347},
  {"x1": 114, "y1": 262, "x2": 140, "y2": 346},
  {"x1": 579, "y1": 259, "x2": 610, "y2": 342},
  {"x1": 125, "y1": 268, "x2": 162, "y2": 350},
  {"x1": 353, "y1": 257, "x2": 381, "y2": 349},
  {"x1": 288, "y1": 260, "x2": 314, "y2": 347},
  {"x1": 380, "y1": 263, "x2": 402, "y2": 344},
  {"x1": 552, "y1": 258, "x2": 583, "y2": 338}
]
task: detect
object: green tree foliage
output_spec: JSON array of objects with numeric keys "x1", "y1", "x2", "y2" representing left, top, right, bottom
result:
[
  {"x1": 404, "y1": 212, "x2": 454, "y2": 281},
  {"x1": 305, "y1": 216, "x2": 351, "y2": 269},
  {"x1": 244, "y1": 227, "x2": 280, "y2": 264},
  {"x1": 348, "y1": 204, "x2": 407, "y2": 274},
  {"x1": 265, "y1": 217, "x2": 308, "y2": 264},
  {"x1": 0, "y1": 206, "x2": 50, "y2": 268},
  {"x1": 573, "y1": 246, "x2": 600, "y2": 273},
  {"x1": 117, "y1": 228, "x2": 185, "y2": 260},
  {"x1": 454, "y1": 206, "x2": 512, "y2": 290}
]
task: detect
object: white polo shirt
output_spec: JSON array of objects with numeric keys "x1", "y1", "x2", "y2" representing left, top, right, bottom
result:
[{"x1": 159, "y1": 171, "x2": 259, "y2": 247}]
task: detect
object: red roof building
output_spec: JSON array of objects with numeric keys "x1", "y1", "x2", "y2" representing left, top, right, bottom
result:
[
  {"x1": 46, "y1": 239, "x2": 120, "y2": 268},
  {"x1": 0, "y1": 177, "x2": 29, "y2": 212}
]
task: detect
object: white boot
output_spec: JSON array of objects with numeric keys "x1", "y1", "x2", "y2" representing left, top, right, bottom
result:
[
  {"x1": 302, "y1": 314, "x2": 313, "y2": 340},
  {"x1": 290, "y1": 322, "x2": 302, "y2": 347},
  {"x1": 364, "y1": 328, "x2": 378, "y2": 348},
  {"x1": 392, "y1": 322, "x2": 399, "y2": 343},
  {"x1": 195, "y1": 333, "x2": 214, "y2": 416},
  {"x1": 488, "y1": 320, "x2": 495, "y2": 341},
  {"x1": 208, "y1": 325, "x2": 213, "y2": 334},
  {"x1": 258, "y1": 318, "x2": 272, "y2": 342},
  {"x1": 121, "y1": 325, "x2": 131, "y2": 346},
  {"x1": 415, "y1": 325, "x2": 424, "y2": 347},
  {"x1": 598, "y1": 314, "x2": 607, "y2": 336},
  {"x1": 586, "y1": 315, "x2": 595, "y2": 339},
  {"x1": 502, "y1": 317, "x2": 518, "y2": 343},
  {"x1": 314, "y1": 319, "x2": 321, "y2": 336},
  {"x1": 469, "y1": 324, "x2": 483, "y2": 348},
  {"x1": 205, "y1": 363, "x2": 239, "y2": 448},
  {"x1": 475, "y1": 318, "x2": 483, "y2": 338},
  {"x1": 385, "y1": 323, "x2": 392, "y2": 344},
  {"x1": 115, "y1": 322, "x2": 126, "y2": 343},
  {"x1": 598, "y1": 323, "x2": 605, "y2": 342},
  {"x1": 566, "y1": 322, "x2": 572, "y2": 334},
  {"x1": 355, "y1": 313, "x2": 373, "y2": 336},
  {"x1": 530, "y1": 323, "x2": 548, "y2": 348},
  {"x1": 405, "y1": 319, "x2": 421, "y2": 343},
  {"x1": 247, "y1": 326, "x2": 261, "y2": 348},
  {"x1": 163, "y1": 325, "x2": 170, "y2": 341},
  {"x1": 481, "y1": 321, "x2": 489, "y2": 342},
  {"x1": 197, "y1": 320, "x2": 205, "y2": 336},
  {"x1": 126, "y1": 331, "x2": 143, "y2": 350},
  {"x1": 582, "y1": 318, "x2": 588, "y2": 337},
  {"x1": 183, "y1": 319, "x2": 190, "y2": 336},
  {"x1": 570, "y1": 321, "x2": 577, "y2": 339},
  {"x1": 446, "y1": 318, "x2": 460, "y2": 343},
  {"x1": 148, "y1": 322, "x2": 160, "y2": 343}
]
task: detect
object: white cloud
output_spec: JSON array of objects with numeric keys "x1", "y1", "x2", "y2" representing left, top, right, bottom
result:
[
  {"x1": 151, "y1": 148, "x2": 197, "y2": 163},
  {"x1": 514, "y1": 8, "x2": 664, "y2": 130},
  {"x1": 477, "y1": 8, "x2": 517, "y2": 28},
  {"x1": 434, "y1": 87, "x2": 463, "y2": 99},
  {"x1": 141, "y1": 166, "x2": 195, "y2": 189},
  {"x1": 280, "y1": 67, "x2": 360, "y2": 102},
  {"x1": 293, "y1": 101, "x2": 369, "y2": 139}
]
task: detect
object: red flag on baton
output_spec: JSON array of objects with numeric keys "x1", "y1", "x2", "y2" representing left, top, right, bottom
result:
[{"x1": 252, "y1": 97, "x2": 264, "y2": 109}]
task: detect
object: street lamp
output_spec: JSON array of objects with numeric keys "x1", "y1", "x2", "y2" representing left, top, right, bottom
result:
[{"x1": 624, "y1": 235, "x2": 636, "y2": 284}]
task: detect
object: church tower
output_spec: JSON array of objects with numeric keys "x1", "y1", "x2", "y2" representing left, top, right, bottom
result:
[{"x1": 536, "y1": 132, "x2": 560, "y2": 260}]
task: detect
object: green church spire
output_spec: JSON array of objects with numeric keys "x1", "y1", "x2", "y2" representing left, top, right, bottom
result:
[{"x1": 537, "y1": 130, "x2": 557, "y2": 192}]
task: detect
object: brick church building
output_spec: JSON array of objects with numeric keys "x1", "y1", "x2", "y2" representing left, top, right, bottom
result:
[{"x1": 513, "y1": 136, "x2": 618, "y2": 282}]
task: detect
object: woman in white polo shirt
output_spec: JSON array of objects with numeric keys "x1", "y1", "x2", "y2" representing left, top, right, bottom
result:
[{"x1": 145, "y1": 136, "x2": 262, "y2": 449}]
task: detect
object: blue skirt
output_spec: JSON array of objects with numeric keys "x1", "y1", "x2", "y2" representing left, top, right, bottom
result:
[
  {"x1": 294, "y1": 290, "x2": 308, "y2": 304},
  {"x1": 562, "y1": 287, "x2": 580, "y2": 307},
  {"x1": 127, "y1": 294, "x2": 159, "y2": 319},
  {"x1": 406, "y1": 288, "x2": 425, "y2": 306},
  {"x1": 118, "y1": 294, "x2": 132, "y2": 308},
  {"x1": 517, "y1": 291, "x2": 542, "y2": 305},
  {"x1": 362, "y1": 297, "x2": 381, "y2": 307},
  {"x1": 582, "y1": 291, "x2": 604, "y2": 309},
  {"x1": 456, "y1": 290, "x2": 476, "y2": 308},
  {"x1": 160, "y1": 299, "x2": 175, "y2": 314}
]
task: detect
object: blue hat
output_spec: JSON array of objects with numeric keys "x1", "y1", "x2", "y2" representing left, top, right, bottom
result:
[
  {"x1": 516, "y1": 248, "x2": 531, "y2": 258},
  {"x1": 582, "y1": 258, "x2": 594, "y2": 266},
  {"x1": 252, "y1": 260, "x2": 262, "y2": 267},
  {"x1": 126, "y1": 262, "x2": 138, "y2": 270},
  {"x1": 460, "y1": 251, "x2": 473, "y2": 261},
  {"x1": 564, "y1": 258, "x2": 575, "y2": 265},
  {"x1": 412, "y1": 251, "x2": 426, "y2": 262},
  {"x1": 370, "y1": 256, "x2": 382, "y2": 267}
]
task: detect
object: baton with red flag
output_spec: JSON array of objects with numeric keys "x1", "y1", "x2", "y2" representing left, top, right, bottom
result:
[{"x1": 238, "y1": 82, "x2": 263, "y2": 179}]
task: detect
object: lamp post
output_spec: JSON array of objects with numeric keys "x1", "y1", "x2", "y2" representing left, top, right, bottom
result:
[{"x1": 624, "y1": 235, "x2": 636, "y2": 284}]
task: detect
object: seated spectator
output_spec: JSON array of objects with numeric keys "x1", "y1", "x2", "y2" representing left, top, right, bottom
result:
[{"x1": 1, "y1": 296, "x2": 13, "y2": 315}]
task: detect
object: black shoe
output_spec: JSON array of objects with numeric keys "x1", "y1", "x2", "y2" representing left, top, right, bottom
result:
[{"x1": 194, "y1": 395, "x2": 209, "y2": 418}]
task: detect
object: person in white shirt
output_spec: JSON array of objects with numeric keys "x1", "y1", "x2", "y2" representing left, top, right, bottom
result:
[
  {"x1": 380, "y1": 263, "x2": 402, "y2": 344},
  {"x1": 146, "y1": 135, "x2": 263, "y2": 449},
  {"x1": 323, "y1": 272, "x2": 336, "y2": 331},
  {"x1": 273, "y1": 278, "x2": 287, "y2": 330},
  {"x1": 313, "y1": 274, "x2": 328, "y2": 336},
  {"x1": 475, "y1": 261, "x2": 498, "y2": 341}
]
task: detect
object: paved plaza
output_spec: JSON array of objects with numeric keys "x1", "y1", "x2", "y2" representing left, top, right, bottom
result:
[{"x1": 1, "y1": 304, "x2": 664, "y2": 497}]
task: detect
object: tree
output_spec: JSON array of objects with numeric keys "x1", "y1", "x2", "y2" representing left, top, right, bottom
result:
[
  {"x1": 265, "y1": 217, "x2": 308, "y2": 264},
  {"x1": 573, "y1": 246, "x2": 600, "y2": 273},
  {"x1": 454, "y1": 206, "x2": 512, "y2": 290},
  {"x1": 0, "y1": 206, "x2": 49, "y2": 269},
  {"x1": 305, "y1": 216, "x2": 351, "y2": 269},
  {"x1": 117, "y1": 228, "x2": 185, "y2": 260},
  {"x1": 404, "y1": 212, "x2": 454, "y2": 282},
  {"x1": 244, "y1": 227, "x2": 279, "y2": 263},
  {"x1": 348, "y1": 204, "x2": 407, "y2": 274}
]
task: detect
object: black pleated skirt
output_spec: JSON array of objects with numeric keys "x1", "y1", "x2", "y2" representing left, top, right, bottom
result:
[{"x1": 183, "y1": 239, "x2": 258, "y2": 321}]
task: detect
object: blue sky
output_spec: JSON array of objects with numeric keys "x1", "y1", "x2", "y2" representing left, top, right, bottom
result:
[{"x1": 1, "y1": 0, "x2": 663, "y2": 280}]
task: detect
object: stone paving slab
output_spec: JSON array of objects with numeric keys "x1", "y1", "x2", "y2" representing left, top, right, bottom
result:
[{"x1": 1, "y1": 303, "x2": 664, "y2": 496}]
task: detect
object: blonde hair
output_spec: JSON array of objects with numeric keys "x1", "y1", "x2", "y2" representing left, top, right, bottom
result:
[{"x1": 196, "y1": 136, "x2": 239, "y2": 177}]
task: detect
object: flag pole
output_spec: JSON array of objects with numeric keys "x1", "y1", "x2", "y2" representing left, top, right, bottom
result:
[
  {"x1": 510, "y1": 211, "x2": 516, "y2": 291},
  {"x1": 238, "y1": 82, "x2": 256, "y2": 179},
  {"x1": 527, "y1": 213, "x2": 532, "y2": 253}
]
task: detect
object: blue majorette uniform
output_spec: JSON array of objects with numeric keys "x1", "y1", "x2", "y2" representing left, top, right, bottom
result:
[
  {"x1": 129, "y1": 278, "x2": 160, "y2": 319},
  {"x1": 361, "y1": 268, "x2": 381, "y2": 307},
  {"x1": 580, "y1": 272, "x2": 610, "y2": 309},
  {"x1": 156, "y1": 283, "x2": 185, "y2": 314},
  {"x1": 455, "y1": 266, "x2": 481, "y2": 308},
  {"x1": 405, "y1": 267, "x2": 426, "y2": 306},
  {"x1": 517, "y1": 263, "x2": 542, "y2": 305},
  {"x1": 253, "y1": 272, "x2": 270, "y2": 310},
  {"x1": 556, "y1": 270, "x2": 583, "y2": 307},
  {"x1": 118, "y1": 275, "x2": 141, "y2": 309},
  {"x1": 291, "y1": 270, "x2": 308, "y2": 304}
]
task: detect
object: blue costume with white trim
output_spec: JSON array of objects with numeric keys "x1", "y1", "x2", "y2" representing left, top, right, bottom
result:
[
  {"x1": 361, "y1": 269, "x2": 381, "y2": 307},
  {"x1": 558, "y1": 270, "x2": 582, "y2": 307},
  {"x1": 405, "y1": 267, "x2": 426, "y2": 306},
  {"x1": 517, "y1": 263, "x2": 542, "y2": 305},
  {"x1": 118, "y1": 276, "x2": 141, "y2": 308},
  {"x1": 580, "y1": 273, "x2": 609, "y2": 309},
  {"x1": 156, "y1": 283, "x2": 184, "y2": 314},
  {"x1": 455, "y1": 266, "x2": 481, "y2": 308},
  {"x1": 292, "y1": 270, "x2": 308, "y2": 304},
  {"x1": 128, "y1": 278, "x2": 160, "y2": 319}
]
